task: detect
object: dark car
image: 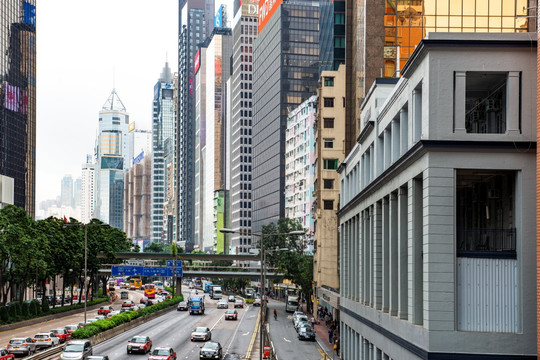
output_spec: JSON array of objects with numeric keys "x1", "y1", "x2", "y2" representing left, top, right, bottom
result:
[
  {"x1": 199, "y1": 342, "x2": 222, "y2": 360},
  {"x1": 126, "y1": 336, "x2": 152, "y2": 354},
  {"x1": 176, "y1": 301, "x2": 188, "y2": 311},
  {"x1": 224, "y1": 309, "x2": 238, "y2": 320},
  {"x1": 298, "y1": 325, "x2": 316, "y2": 341}
]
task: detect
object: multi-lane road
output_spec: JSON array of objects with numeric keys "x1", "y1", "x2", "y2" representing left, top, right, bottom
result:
[{"x1": 0, "y1": 288, "x2": 327, "y2": 360}]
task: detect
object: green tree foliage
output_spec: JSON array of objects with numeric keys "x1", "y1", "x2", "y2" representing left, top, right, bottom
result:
[
  {"x1": 144, "y1": 242, "x2": 168, "y2": 253},
  {"x1": 0, "y1": 306, "x2": 8, "y2": 322},
  {"x1": 260, "y1": 218, "x2": 313, "y2": 310}
]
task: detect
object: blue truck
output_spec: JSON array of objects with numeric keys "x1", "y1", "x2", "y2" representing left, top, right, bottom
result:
[
  {"x1": 204, "y1": 282, "x2": 213, "y2": 293},
  {"x1": 188, "y1": 296, "x2": 205, "y2": 315}
]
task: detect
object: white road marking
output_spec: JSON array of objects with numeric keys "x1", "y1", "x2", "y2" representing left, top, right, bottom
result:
[
  {"x1": 242, "y1": 332, "x2": 250, "y2": 336},
  {"x1": 283, "y1": 338, "x2": 291, "y2": 343},
  {"x1": 224, "y1": 305, "x2": 250, "y2": 356}
]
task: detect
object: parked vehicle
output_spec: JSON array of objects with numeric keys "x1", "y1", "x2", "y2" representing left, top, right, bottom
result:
[
  {"x1": 286, "y1": 295, "x2": 299, "y2": 313},
  {"x1": 298, "y1": 324, "x2": 316, "y2": 341}
]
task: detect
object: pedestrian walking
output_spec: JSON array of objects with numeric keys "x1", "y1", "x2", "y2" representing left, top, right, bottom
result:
[{"x1": 328, "y1": 328, "x2": 333, "y2": 343}]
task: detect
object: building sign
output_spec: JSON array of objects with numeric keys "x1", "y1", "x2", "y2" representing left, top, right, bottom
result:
[
  {"x1": 132, "y1": 151, "x2": 144, "y2": 166},
  {"x1": 194, "y1": 49, "x2": 200, "y2": 74},
  {"x1": 128, "y1": 121, "x2": 135, "y2": 132},
  {"x1": 258, "y1": 0, "x2": 282, "y2": 34},
  {"x1": 23, "y1": 2, "x2": 36, "y2": 27},
  {"x1": 3, "y1": 82, "x2": 20, "y2": 112},
  {"x1": 242, "y1": 0, "x2": 258, "y2": 17},
  {"x1": 214, "y1": 5, "x2": 223, "y2": 28}
]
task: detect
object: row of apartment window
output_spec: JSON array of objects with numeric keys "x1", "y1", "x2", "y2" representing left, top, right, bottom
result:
[
  {"x1": 240, "y1": 82, "x2": 252, "y2": 89},
  {"x1": 323, "y1": 97, "x2": 345, "y2": 108},
  {"x1": 239, "y1": 45, "x2": 253, "y2": 54},
  {"x1": 241, "y1": 25, "x2": 257, "y2": 35}
]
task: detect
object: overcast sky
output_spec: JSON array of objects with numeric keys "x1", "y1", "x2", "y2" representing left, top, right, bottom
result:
[{"x1": 36, "y1": 0, "x2": 178, "y2": 204}]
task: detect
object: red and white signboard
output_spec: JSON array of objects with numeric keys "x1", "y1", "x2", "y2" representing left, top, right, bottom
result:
[{"x1": 258, "y1": 0, "x2": 282, "y2": 34}]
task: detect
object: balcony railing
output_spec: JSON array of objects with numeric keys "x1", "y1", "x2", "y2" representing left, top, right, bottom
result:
[{"x1": 457, "y1": 228, "x2": 516, "y2": 258}]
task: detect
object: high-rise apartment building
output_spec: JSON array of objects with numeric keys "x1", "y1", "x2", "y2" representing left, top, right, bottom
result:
[
  {"x1": 0, "y1": 1, "x2": 36, "y2": 217},
  {"x1": 177, "y1": 0, "x2": 207, "y2": 252},
  {"x1": 229, "y1": 0, "x2": 258, "y2": 255},
  {"x1": 95, "y1": 89, "x2": 130, "y2": 230},
  {"x1": 252, "y1": 0, "x2": 319, "y2": 231},
  {"x1": 81, "y1": 154, "x2": 95, "y2": 224},
  {"x1": 60, "y1": 175, "x2": 74, "y2": 208},
  {"x1": 284, "y1": 96, "x2": 316, "y2": 238},
  {"x1": 152, "y1": 62, "x2": 175, "y2": 243},
  {"x1": 124, "y1": 154, "x2": 152, "y2": 242},
  {"x1": 73, "y1": 178, "x2": 81, "y2": 210}
]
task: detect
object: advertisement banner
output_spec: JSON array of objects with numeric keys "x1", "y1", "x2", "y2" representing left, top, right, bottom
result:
[
  {"x1": 3, "y1": 82, "x2": 20, "y2": 112},
  {"x1": 258, "y1": 0, "x2": 282, "y2": 34},
  {"x1": 214, "y1": 5, "x2": 223, "y2": 28},
  {"x1": 194, "y1": 49, "x2": 200, "y2": 74}
]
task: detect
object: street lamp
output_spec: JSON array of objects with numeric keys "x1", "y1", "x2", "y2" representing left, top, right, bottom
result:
[{"x1": 220, "y1": 228, "x2": 304, "y2": 360}]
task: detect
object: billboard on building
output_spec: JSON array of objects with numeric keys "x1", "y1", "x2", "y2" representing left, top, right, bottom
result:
[
  {"x1": 258, "y1": 0, "x2": 282, "y2": 34},
  {"x1": 23, "y1": 2, "x2": 36, "y2": 26},
  {"x1": 132, "y1": 151, "x2": 144, "y2": 166},
  {"x1": 194, "y1": 49, "x2": 201, "y2": 74},
  {"x1": 242, "y1": 0, "x2": 258, "y2": 17},
  {"x1": 214, "y1": 5, "x2": 223, "y2": 28},
  {"x1": 128, "y1": 122, "x2": 135, "y2": 132}
]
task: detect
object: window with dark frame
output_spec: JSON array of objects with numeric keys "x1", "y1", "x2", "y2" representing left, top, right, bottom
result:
[
  {"x1": 323, "y1": 97, "x2": 334, "y2": 107},
  {"x1": 324, "y1": 118, "x2": 334, "y2": 128},
  {"x1": 323, "y1": 179, "x2": 334, "y2": 189},
  {"x1": 323, "y1": 200, "x2": 334, "y2": 210}
]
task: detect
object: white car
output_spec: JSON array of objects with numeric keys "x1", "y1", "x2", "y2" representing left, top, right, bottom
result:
[
  {"x1": 217, "y1": 300, "x2": 228, "y2": 309},
  {"x1": 33, "y1": 332, "x2": 60, "y2": 348}
]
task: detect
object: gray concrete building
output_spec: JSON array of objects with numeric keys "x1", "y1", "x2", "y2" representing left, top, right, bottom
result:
[{"x1": 338, "y1": 33, "x2": 537, "y2": 359}]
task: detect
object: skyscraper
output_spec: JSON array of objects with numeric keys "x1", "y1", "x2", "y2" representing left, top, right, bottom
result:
[
  {"x1": 252, "y1": 0, "x2": 319, "y2": 231},
  {"x1": 177, "y1": 0, "x2": 207, "y2": 251},
  {"x1": 94, "y1": 90, "x2": 129, "y2": 230},
  {"x1": 60, "y1": 175, "x2": 74, "y2": 208},
  {"x1": 0, "y1": 1, "x2": 36, "y2": 217},
  {"x1": 152, "y1": 62, "x2": 175, "y2": 244},
  {"x1": 229, "y1": 0, "x2": 258, "y2": 255},
  {"x1": 81, "y1": 154, "x2": 95, "y2": 224},
  {"x1": 319, "y1": 0, "x2": 345, "y2": 72}
]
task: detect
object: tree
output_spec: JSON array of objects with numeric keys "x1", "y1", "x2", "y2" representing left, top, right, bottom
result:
[
  {"x1": 261, "y1": 218, "x2": 314, "y2": 311},
  {"x1": 144, "y1": 242, "x2": 168, "y2": 253}
]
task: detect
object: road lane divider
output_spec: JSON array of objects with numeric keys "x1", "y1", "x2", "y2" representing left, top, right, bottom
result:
[{"x1": 245, "y1": 307, "x2": 260, "y2": 360}]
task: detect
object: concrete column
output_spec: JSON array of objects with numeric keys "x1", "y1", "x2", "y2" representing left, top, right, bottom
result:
[
  {"x1": 413, "y1": 88, "x2": 422, "y2": 142},
  {"x1": 373, "y1": 201, "x2": 383, "y2": 310},
  {"x1": 409, "y1": 178, "x2": 424, "y2": 325},
  {"x1": 382, "y1": 197, "x2": 390, "y2": 313},
  {"x1": 384, "y1": 128, "x2": 391, "y2": 170},
  {"x1": 391, "y1": 119, "x2": 400, "y2": 163},
  {"x1": 389, "y1": 192, "x2": 398, "y2": 316},
  {"x1": 454, "y1": 71, "x2": 467, "y2": 133},
  {"x1": 507, "y1": 71, "x2": 520, "y2": 134},
  {"x1": 400, "y1": 108, "x2": 408, "y2": 155},
  {"x1": 398, "y1": 186, "x2": 408, "y2": 320}
]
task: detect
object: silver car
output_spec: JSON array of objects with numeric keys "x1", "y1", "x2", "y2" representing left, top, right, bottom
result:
[
  {"x1": 7, "y1": 337, "x2": 37, "y2": 356},
  {"x1": 60, "y1": 340, "x2": 93, "y2": 360}
]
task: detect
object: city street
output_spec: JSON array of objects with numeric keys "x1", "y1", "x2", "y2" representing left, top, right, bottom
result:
[{"x1": 266, "y1": 300, "x2": 326, "y2": 360}]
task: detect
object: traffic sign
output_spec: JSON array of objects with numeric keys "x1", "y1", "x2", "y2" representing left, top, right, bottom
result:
[
  {"x1": 166, "y1": 260, "x2": 183, "y2": 267},
  {"x1": 111, "y1": 266, "x2": 143, "y2": 276},
  {"x1": 111, "y1": 265, "x2": 182, "y2": 278}
]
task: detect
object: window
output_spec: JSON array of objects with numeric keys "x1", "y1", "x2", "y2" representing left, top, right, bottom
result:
[
  {"x1": 323, "y1": 159, "x2": 338, "y2": 170},
  {"x1": 324, "y1": 77, "x2": 334, "y2": 87},
  {"x1": 465, "y1": 72, "x2": 508, "y2": 134},
  {"x1": 335, "y1": 13, "x2": 345, "y2": 24},
  {"x1": 324, "y1": 98, "x2": 334, "y2": 107},
  {"x1": 456, "y1": 169, "x2": 516, "y2": 257},
  {"x1": 323, "y1": 200, "x2": 334, "y2": 210},
  {"x1": 323, "y1": 179, "x2": 334, "y2": 189},
  {"x1": 324, "y1": 138, "x2": 334, "y2": 148},
  {"x1": 334, "y1": 37, "x2": 345, "y2": 48},
  {"x1": 324, "y1": 118, "x2": 334, "y2": 128}
]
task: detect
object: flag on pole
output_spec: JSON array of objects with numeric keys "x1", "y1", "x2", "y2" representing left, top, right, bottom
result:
[{"x1": 63, "y1": 216, "x2": 69, "y2": 223}]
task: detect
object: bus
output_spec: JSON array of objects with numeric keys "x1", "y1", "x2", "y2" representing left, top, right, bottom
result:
[
  {"x1": 129, "y1": 278, "x2": 142, "y2": 290},
  {"x1": 152, "y1": 281, "x2": 164, "y2": 292},
  {"x1": 144, "y1": 284, "x2": 156, "y2": 299}
]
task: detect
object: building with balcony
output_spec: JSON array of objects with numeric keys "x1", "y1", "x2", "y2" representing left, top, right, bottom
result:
[{"x1": 338, "y1": 33, "x2": 537, "y2": 359}]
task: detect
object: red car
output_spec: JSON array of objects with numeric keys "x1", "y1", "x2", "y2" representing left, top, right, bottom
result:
[
  {"x1": 97, "y1": 306, "x2": 114, "y2": 315},
  {"x1": 0, "y1": 348, "x2": 14, "y2": 360},
  {"x1": 224, "y1": 309, "x2": 238, "y2": 320},
  {"x1": 122, "y1": 300, "x2": 134, "y2": 308},
  {"x1": 148, "y1": 347, "x2": 176, "y2": 360},
  {"x1": 126, "y1": 335, "x2": 152, "y2": 354},
  {"x1": 50, "y1": 328, "x2": 70, "y2": 343}
]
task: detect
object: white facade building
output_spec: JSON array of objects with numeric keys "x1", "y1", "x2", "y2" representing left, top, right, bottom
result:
[
  {"x1": 81, "y1": 154, "x2": 95, "y2": 224},
  {"x1": 338, "y1": 33, "x2": 537, "y2": 359},
  {"x1": 285, "y1": 95, "x2": 316, "y2": 236},
  {"x1": 129, "y1": 128, "x2": 152, "y2": 169}
]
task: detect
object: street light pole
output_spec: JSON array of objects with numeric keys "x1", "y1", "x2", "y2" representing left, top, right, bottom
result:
[
  {"x1": 84, "y1": 224, "x2": 87, "y2": 329},
  {"x1": 220, "y1": 228, "x2": 304, "y2": 360}
]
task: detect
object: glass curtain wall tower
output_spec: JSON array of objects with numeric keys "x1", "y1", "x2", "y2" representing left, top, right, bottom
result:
[
  {"x1": 152, "y1": 62, "x2": 175, "y2": 244},
  {"x1": 177, "y1": 0, "x2": 207, "y2": 252},
  {"x1": 0, "y1": 1, "x2": 36, "y2": 217}
]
